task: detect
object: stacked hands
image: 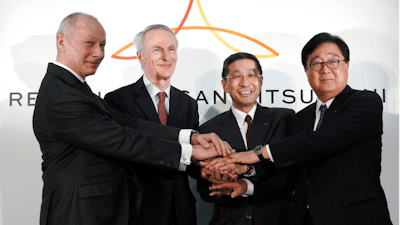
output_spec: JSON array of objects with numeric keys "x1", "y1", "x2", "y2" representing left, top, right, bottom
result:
[{"x1": 190, "y1": 132, "x2": 259, "y2": 199}]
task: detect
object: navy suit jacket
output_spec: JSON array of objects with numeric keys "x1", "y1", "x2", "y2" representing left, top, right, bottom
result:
[
  {"x1": 198, "y1": 104, "x2": 295, "y2": 225},
  {"x1": 33, "y1": 64, "x2": 184, "y2": 225},
  {"x1": 270, "y1": 86, "x2": 392, "y2": 225},
  {"x1": 104, "y1": 76, "x2": 199, "y2": 225}
]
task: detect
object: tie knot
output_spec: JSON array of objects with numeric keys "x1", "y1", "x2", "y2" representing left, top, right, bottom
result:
[
  {"x1": 245, "y1": 115, "x2": 252, "y2": 123},
  {"x1": 319, "y1": 104, "x2": 327, "y2": 113},
  {"x1": 158, "y1": 92, "x2": 167, "y2": 102}
]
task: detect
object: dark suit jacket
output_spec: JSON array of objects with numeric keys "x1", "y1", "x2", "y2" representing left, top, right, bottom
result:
[
  {"x1": 270, "y1": 85, "x2": 392, "y2": 225},
  {"x1": 33, "y1": 63, "x2": 185, "y2": 225},
  {"x1": 198, "y1": 104, "x2": 295, "y2": 225},
  {"x1": 104, "y1": 76, "x2": 199, "y2": 225}
]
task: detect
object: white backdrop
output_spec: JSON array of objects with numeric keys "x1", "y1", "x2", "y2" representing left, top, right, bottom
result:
[{"x1": 0, "y1": 0, "x2": 398, "y2": 224}]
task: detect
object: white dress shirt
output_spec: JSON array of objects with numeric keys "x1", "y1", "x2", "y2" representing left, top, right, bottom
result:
[
  {"x1": 231, "y1": 104, "x2": 257, "y2": 196},
  {"x1": 142, "y1": 74, "x2": 193, "y2": 170}
]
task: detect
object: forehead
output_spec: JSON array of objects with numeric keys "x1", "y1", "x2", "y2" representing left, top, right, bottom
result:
[
  {"x1": 144, "y1": 29, "x2": 176, "y2": 46},
  {"x1": 72, "y1": 17, "x2": 105, "y2": 40},
  {"x1": 308, "y1": 42, "x2": 343, "y2": 62},
  {"x1": 229, "y1": 59, "x2": 257, "y2": 72}
]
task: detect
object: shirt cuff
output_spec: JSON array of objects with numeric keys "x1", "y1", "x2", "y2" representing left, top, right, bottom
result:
[
  {"x1": 266, "y1": 144, "x2": 274, "y2": 162},
  {"x1": 179, "y1": 129, "x2": 192, "y2": 143},
  {"x1": 242, "y1": 178, "x2": 254, "y2": 197},
  {"x1": 243, "y1": 165, "x2": 256, "y2": 177},
  {"x1": 178, "y1": 143, "x2": 192, "y2": 171}
]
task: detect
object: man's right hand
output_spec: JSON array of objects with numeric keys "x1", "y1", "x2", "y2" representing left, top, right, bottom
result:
[
  {"x1": 209, "y1": 180, "x2": 248, "y2": 198},
  {"x1": 191, "y1": 144, "x2": 219, "y2": 161},
  {"x1": 191, "y1": 132, "x2": 234, "y2": 157}
]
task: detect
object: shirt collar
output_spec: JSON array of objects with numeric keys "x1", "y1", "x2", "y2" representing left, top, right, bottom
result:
[
  {"x1": 315, "y1": 97, "x2": 335, "y2": 115},
  {"x1": 231, "y1": 104, "x2": 257, "y2": 128},
  {"x1": 53, "y1": 61, "x2": 85, "y2": 83},
  {"x1": 143, "y1": 74, "x2": 171, "y2": 99}
]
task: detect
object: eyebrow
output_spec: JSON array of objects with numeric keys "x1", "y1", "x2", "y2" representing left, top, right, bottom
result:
[
  {"x1": 231, "y1": 68, "x2": 257, "y2": 74},
  {"x1": 309, "y1": 52, "x2": 340, "y2": 62}
]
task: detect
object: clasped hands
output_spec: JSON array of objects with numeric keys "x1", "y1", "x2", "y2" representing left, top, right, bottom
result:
[
  {"x1": 190, "y1": 133, "x2": 265, "y2": 198},
  {"x1": 199, "y1": 156, "x2": 251, "y2": 199}
]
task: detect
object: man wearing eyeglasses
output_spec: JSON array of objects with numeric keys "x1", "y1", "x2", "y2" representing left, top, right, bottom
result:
[
  {"x1": 197, "y1": 52, "x2": 295, "y2": 225},
  {"x1": 209, "y1": 33, "x2": 392, "y2": 225}
]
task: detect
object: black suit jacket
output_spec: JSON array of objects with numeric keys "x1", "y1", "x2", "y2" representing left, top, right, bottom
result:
[
  {"x1": 270, "y1": 86, "x2": 392, "y2": 225},
  {"x1": 104, "y1": 76, "x2": 199, "y2": 225},
  {"x1": 198, "y1": 104, "x2": 295, "y2": 225},
  {"x1": 33, "y1": 64, "x2": 184, "y2": 225}
]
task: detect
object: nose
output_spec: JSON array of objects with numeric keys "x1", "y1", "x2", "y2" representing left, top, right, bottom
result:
[
  {"x1": 161, "y1": 50, "x2": 170, "y2": 61},
  {"x1": 93, "y1": 45, "x2": 105, "y2": 59},
  {"x1": 239, "y1": 75, "x2": 250, "y2": 86},
  {"x1": 320, "y1": 62, "x2": 331, "y2": 73}
]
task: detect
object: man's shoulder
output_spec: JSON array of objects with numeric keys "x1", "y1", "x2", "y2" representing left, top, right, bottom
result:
[
  {"x1": 348, "y1": 88, "x2": 382, "y2": 102},
  {"x1": 105, "y1": 83, "x2": 136, "y2": 98},
  {"x1": 171, "y1": 86, "x2": 196, "y2": 103},
  {"x1": 258, "y1": 105, "x2": 295, "y2": 117},
  {"x1": 199, "y1": 111, "x2": 230, "y2": 130}
]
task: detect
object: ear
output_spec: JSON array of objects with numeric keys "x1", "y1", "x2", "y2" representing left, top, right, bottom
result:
[
  {"x1": 221, "y1": 79, "x2": 228, "y2": 93},
  {"x1": 259, "y1": 76, "x2": 263, "y2": 87},
  {"x1": 56, "y1": 34, "x2": 65, "y2": 51},
  {"x1": 137, "y1": 51, "x2": 144, "y2": 64}
]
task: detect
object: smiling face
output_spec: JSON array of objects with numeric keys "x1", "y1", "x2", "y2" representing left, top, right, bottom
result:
[
  {"x1": 305, "y1": 42, "x2": 349, "y2": 102},
  {"x1": 138, "y1": 28, "x2": 177, "y2": 84},
  {"x1": 56, "y1": 16, "x2": 106, "y2": 79},
  {"x1": 222, "y1": 59, "x2": 263, "y2": 113}
]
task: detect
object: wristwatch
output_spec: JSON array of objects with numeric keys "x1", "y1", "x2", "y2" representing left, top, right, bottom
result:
[{"x1": 253, "y1": 145, "x2": 265, "y2": 161}]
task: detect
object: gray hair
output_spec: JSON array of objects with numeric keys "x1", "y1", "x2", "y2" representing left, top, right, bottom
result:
[
  {"x1": 56, "y1": 12, "x2": 99, "y2": 37},
  {"x1": 133, "y1": 24, "x2": 178, "y2": 55}
]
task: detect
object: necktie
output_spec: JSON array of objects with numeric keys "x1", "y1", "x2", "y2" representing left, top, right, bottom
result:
[
  {"x1": 316, "y1": 104, "x2": 327, "y2": 130},
  {"x1": 245, "y1": 115, "x2": 252, "y2": 144},
  {"x1": 83, "y1": 81, "x2": 92, "y2": 91},
  {"x1": 158, "y1": 92, "x2": 168, "y2": 125}
]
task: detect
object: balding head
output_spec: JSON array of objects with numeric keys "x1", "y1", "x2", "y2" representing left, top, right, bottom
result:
[{"x1": 55, "y1": 12, "x2": 106, "y2": 79}]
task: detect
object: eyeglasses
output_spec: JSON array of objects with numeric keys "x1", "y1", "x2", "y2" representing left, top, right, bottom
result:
[
  {"x1": 225, "y1": 74, "x2": 261, "y2": 81},
  {"x1": 307, "y1": 59, "x2": 346, "y2": 71}
]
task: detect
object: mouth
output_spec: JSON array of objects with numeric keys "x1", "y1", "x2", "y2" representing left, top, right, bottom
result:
[
  {"x1": 239, "y1": 90, "x2": 253, "y2": 95},
  {"x1": 87, "y1": 61, "x2": 102, "y2": 67},
  {"x1": 158, "y1": 64, "x2": 172, "y2": 68}
]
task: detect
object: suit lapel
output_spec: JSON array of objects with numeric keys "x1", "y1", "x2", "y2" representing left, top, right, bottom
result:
[
  {"x1": 320, "y1": 85, "x2": 352, "y2": 128},
  {"x1": 219, "y1": 110, "x2": 247, "y2": 152},
  {"x1": 248, "y1": 104, "x2": 271, "y2": 150},
  {"x1": 134, "y1": 77, "x2": 160, "y2": 123},
  {"x1": 167, "y1": 87, "x2": 182, "y2": 127},
  {"x1": 50, "y1": 63, "x2": 107, "y2": 112}
]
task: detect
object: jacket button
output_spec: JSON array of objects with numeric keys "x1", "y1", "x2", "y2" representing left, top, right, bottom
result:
[
  {"x1": 166, "y1": 195, "x2": 171, "y2": 201},
  {"x1": 305, "y1": 180, "x2": 311, "y2": 184},
  {"x1": 246, "y1": 215, "x2": 252, "y2": 220},
  {"x1": 125, "y1": 185, "x2": 129, "y2": 189}
]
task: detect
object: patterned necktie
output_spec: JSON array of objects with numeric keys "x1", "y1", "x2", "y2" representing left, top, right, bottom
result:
[
  {"x1": 158, "y1": 92, "x2": 168, "y2": 125},
  {"x1": 83, "y1": 81, "x2": 92, "y2": 91},
  {"x1": 316, "y1": 104, "x2": 327, "y2": 130},
  {"x1": 245, "y1": 115, "x2": 252, "y2": 144}
]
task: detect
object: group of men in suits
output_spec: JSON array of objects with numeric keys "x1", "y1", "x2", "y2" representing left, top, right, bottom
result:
[
  {"x1": 208, "y1": 33, "x2": 393, "y2": 225},
  {"x1": 33, "y1": 12, "x2": 231, "y2": 225},
  {"x1": 32, "y1": 11, "x2": 392, "y2": 225}
]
